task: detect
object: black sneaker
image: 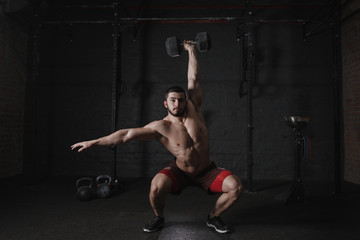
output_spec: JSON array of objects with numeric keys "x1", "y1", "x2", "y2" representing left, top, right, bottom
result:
[
  {"x1": 206, "y1": 216, "x2": 231, "y2": 233},
  {"x1": 143, "y1": 216, "x2": 164, "y2": 233}
]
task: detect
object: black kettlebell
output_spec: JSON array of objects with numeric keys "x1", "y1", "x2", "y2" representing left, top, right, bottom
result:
[
  {"x1": 96, "y1": 175, "x2": 112, "y2": 199},
  {"x1": 76, "y1": 177, "x2": 93, "y2": 201}
]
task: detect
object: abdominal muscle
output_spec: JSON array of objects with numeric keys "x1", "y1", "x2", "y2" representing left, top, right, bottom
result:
[
  {"x1": 172, "y1": 144, "x2": 210, "y2": 175},
  {"x1": 159, "y1": 101, "x2": 210, "y2": 175}
]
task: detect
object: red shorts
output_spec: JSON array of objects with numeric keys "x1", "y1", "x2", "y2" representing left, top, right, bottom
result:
[{"x1": 158, "y1": 160, "x2": 233, "y2": 194}]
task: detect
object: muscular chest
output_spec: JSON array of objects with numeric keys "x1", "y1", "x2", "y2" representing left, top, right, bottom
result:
[
  {"x1": 184, "y1": 117, "x2": 207, "y2": 140},
  {"x1": 169, "y1": 118, "x2": 207, "y2": 148}
]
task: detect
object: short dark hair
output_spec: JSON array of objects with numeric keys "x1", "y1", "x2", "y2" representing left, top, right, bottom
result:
[{"x1": 164, "y1": 86, "x2": 186, "y2": 100}]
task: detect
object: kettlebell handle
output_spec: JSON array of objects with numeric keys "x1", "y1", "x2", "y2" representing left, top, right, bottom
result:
[
  {"x1": 76, "y1": 177, "x2": 93, "y2": 188},
  {"x1": 96, "y1": 175, "x2": 112, "y2": 185}
]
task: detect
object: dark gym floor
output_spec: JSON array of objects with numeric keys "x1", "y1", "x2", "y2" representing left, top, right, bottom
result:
[{"x1": 1, "y1": 177, "x2": 359, "y2": 240}]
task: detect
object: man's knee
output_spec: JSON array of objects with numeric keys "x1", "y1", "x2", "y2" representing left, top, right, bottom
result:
[
  {"x1": 150, "y1": 173, "x2": 172, "y2": 196},
  {"x1": 234, "y1": 180, "x2": 243, "y2": 198},
  {"x1": 224, "y1": 175, "x2": 243, "y2": 199}
]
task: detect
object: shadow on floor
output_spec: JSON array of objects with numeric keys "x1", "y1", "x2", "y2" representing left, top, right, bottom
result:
[{"x1": 0, "y1": 177, "x2": 359, "y2": 240}]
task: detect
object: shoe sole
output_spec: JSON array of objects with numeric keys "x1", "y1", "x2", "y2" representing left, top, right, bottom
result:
[
  {"x1": 206, "y1": 222, "x2": 230, "y2": 234},
  {"x1": 143, "y1": 224, "x2": 164, "y2": 233}
]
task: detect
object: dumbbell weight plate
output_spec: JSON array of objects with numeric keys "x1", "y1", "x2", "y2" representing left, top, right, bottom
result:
[
  {"x1": 165, "y1": 37, "x2": 182, "y2": 57},
  {"x1": 195, "y1": 32, "x2": 211, "y2": 52}
]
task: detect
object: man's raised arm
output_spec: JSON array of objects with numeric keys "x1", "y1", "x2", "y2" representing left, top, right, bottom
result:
[
  {"x1": 184, "y1": 41, "x2": 202, "y2": 109},
  {"x1": 71, "y1": 123, "x2": 161, "y2": 152}
]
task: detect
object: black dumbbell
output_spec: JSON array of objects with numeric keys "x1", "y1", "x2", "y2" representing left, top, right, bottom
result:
[{"x1": 165, "y1": 32, "x2": 211, "y2": 57}]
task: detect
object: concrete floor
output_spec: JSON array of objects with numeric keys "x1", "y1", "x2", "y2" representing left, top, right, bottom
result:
[{"x1": 0, "y1": 178, "x2": 359, "y2": 240}]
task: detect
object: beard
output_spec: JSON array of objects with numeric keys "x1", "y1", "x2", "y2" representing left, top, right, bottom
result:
[{"x1": 167, "y1": 107, "x2": 185, "y2": 117}]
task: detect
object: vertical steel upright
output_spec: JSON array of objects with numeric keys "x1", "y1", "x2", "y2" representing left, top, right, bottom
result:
[
  {"x1": 332, "y1": 0, "x2": 342, "y2": 194},
  {"x1": 245, "y1": 1, "x2": 254, "y2": 191},
  {"x1": 287, "y1": 129, "x2": 306, "y2": 204},
  {"x1": 26, "y1": 4, "x2": 41, "y2": 183},
  {"x1": 111, "y1": 0, "x2": 122, "y2": 182}
]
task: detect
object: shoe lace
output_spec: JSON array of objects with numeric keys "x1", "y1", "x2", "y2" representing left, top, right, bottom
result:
[
  {"x1": 212, "y1": 216, "x2": 225, "y2": 226},
  {"x1": 149, "y1": 216, "x2": 162, "y2": 225}
]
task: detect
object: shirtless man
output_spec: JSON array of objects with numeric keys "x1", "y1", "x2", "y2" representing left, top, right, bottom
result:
[{"x1": 71, "y1": 41, "x2": 243, "y2": 234}]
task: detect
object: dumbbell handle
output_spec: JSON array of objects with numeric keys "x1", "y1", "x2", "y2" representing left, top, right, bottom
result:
[{"x1": 180, "y1": 40, "x2": 196, "y2": 46}]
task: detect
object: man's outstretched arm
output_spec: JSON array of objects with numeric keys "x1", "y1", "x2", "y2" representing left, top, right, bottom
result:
[
  {"x1": 71, "y1": 123, "x2": 160, "y2": 152},
  {"x1": 184, "y1": 41, "x2": 202, "y2": 109}
]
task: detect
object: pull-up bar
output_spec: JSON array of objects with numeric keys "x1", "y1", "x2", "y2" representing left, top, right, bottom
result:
[
  {"x1": 42, "y1": 17, "x2": 322, "y2": 25},
  {"x1": 42, "y1": 17, "x2": 241, "y2": 25},
  {"x1": 53, "y1": 4, "x2": 331, "y2": 10}
]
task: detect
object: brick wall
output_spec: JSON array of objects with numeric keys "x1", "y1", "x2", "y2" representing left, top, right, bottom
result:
[
  {"x1": 0, "y1": 11, "x2": 28, "y2": 179},
  {"x1": 342, "y1": 1, "x2": 360, "y2": 184}
]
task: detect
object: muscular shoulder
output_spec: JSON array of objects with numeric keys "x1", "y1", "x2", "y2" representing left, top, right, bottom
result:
[
  {"x1": 142, "y1": 120, "x2": 171, "y2": 141},
  {"x1": 144, "y1": 120, "x2": 170, "y2": 131}
]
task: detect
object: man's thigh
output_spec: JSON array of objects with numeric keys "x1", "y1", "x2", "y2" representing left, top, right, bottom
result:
[{"x1": 151, "y1": 172, "x2": 173, "y2": 193}]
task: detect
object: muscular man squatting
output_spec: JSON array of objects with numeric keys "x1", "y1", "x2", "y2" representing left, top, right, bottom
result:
[{"x1": 71, "y1": 40, "x2": 243, "y2": 234}]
